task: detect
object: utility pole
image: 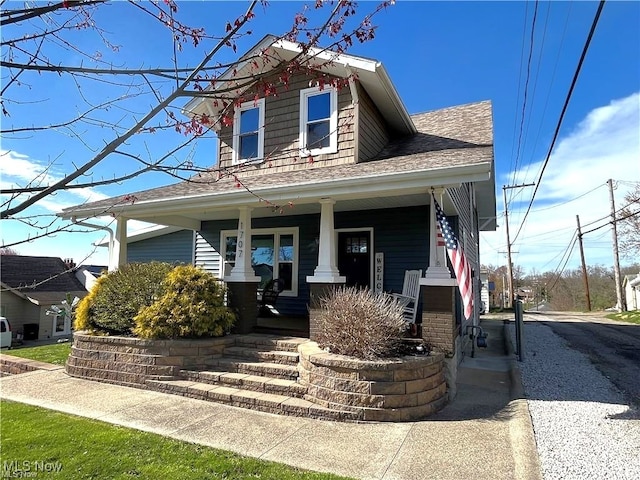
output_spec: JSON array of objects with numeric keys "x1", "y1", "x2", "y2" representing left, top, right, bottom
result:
[
  {"x1": 608, "y1": 179, "x2": 626, "y2": 312},
  {"x1": 576, "y1": 214, "x2": 591, "y2": 311},
  {"x1": 503, "y1": 183, "x2": 535, "y2": 309}
]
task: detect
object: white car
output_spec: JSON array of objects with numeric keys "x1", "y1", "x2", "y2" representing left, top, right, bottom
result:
[{"x1": 0, "y1": 317, "x2": 12, "y2": 349}]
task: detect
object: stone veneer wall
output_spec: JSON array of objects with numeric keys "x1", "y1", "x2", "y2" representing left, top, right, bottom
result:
[
  {"x1": 298, "y1": 342, "x2": 447, "y2": 421},
  {"x1": 66, "y1": 333, "x2": 233, "y2": 387}
]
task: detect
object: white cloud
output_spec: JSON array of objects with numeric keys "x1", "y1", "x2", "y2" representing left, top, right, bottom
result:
[
  {"x1": 0, "y1": 149, "x2": 109, "y2": 214},
  {"x1": 482, "y1": 92, "x2": 640, "y2": 274}
]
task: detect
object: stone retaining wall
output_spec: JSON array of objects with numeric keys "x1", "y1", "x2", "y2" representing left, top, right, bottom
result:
[
  {"x1": 0, "y1": 354, "x2": 62, "y2": 375},
  {"x1": 66, "y1": 333, "x2": 234, "y2": 387},
  {"x1": 298, "y1": 342, "x2": 447, "y2": 421}
]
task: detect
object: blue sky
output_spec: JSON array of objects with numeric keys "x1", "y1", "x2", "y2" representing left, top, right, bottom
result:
[{"x1": 1, "y1": 0, "x2": 639, "y2": 274}]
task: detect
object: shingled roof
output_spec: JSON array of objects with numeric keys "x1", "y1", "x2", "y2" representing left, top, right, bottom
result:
[
  {"x1": 61, "y1": 100, "x2": 493, "y2": 218},
  {"x1": 0, "y1": 255, "x2": 87, "y2": 304}
]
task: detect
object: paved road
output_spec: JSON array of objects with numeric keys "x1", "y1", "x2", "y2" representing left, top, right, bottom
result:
[{"x1": 524, "y1": 311, "x2": 640, "y2": 408}]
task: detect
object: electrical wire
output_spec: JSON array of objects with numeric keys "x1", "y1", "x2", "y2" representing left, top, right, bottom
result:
[
  {"x1": 512, "y1": 0, "x2": 540, "y2": 197},
  {"x1": 512, "y1": 0, "x2": 606, "y2": 244},
  {"x1": 545, "y1": 233, "x2": 578, "y2": 292}
]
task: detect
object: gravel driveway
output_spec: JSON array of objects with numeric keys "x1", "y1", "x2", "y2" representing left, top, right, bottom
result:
[{"x1": 511, "y1": 320, "x2": 640, "y2": 480}]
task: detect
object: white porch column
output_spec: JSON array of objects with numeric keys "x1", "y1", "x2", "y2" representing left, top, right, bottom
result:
[
  {"x1": 423, "y1": 191, "x2": 456, "y2": 286},
  {"x1": 111, "y1": 217, "x2": 128, "y2": 271},
  {"x1": 307, "y1": 198, "x2": 345, "y2": 283},
  {"x1": 225, "y1": 206, "x2": 260, "y2": 282}
]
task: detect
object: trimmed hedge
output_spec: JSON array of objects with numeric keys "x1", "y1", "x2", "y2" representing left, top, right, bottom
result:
[{"x1": 133, "y1": 265, "x2": 235, "y2": 339}]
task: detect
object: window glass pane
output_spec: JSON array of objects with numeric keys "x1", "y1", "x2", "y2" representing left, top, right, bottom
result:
[
  {"x1": 307, "y1": 121, "x2": 330, "y2": 150},
  {"x1": 55, "y1": 315, "x2": 65, "y2": 332},
  {"x1": 279, "y1": 263, "x2": 293, "y2": 291},
  {"x1": 307, "y1": 93, "x2": 330, "y2": 121},
  {"x1": 251, "y1": 234, "x2": 274, "y2": 289},
  {"x1": 225, "y1": 236, "x2": 237, "y2": 263},
  {"x1": 279, "y1": 235, "x2": 294, "y2": 262},
  {"x1": 239, "y1": 133, "x2": 258, "y2": 159},
  {"x1": 240, "y1": 107, "x2": 259, "y2": 133}
]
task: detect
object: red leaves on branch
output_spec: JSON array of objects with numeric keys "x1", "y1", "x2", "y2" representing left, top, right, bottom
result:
[
  {"x1": 222, "y1": 115, "x2": 233, "y2": 128},
  {"x1": 122, "y1": 194, "x2": 138, "y2": 205}
]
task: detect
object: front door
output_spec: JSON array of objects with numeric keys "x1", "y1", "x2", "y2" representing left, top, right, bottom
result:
[{"x1": 338, "y1": 231, "x2": 371, "y2": 288}]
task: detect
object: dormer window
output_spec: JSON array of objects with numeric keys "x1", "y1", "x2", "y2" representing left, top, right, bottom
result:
[
  {"x1": 233, "y1": 98, "x2": 265, "y2": 164},
  {"x1": 300, "y1": 86, "x2": 338, "y2": 155}
]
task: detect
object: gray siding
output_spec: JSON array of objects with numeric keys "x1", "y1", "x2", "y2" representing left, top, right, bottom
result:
[
  {"x1": 357, "y1": 82, "x2": 389, "y2": 162},
  {"x1": 194, "y1": 232, "x2": 222, "y2": 278},
  {"x1": 127, "y1": 230, "x2": 194, "y2": 264},
  {"x1": 217, "y1": 70, "x2": 355, "y2": 176}
]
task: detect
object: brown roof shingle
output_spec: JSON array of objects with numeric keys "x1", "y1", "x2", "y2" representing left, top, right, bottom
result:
[{"x1": 61, "y1": 100, "x2": 493, "y2": 216}]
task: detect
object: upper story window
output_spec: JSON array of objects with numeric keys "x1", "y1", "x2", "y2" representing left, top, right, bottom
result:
[
  {"x1": 233, "y1": 98, "x2": 265, "y2": 164},
  {"x1": 299, "y1": 86, "x2": 338, "y2": 155}
]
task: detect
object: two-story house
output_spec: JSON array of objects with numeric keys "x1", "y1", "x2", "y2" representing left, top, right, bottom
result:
[{"x1": 60, "y1": 35, "x2": 496, "y2": 367}]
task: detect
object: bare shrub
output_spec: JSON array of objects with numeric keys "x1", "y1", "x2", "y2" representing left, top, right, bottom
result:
[{"x1": 315, "y1": 287, "x2": 406, "y2": 360}]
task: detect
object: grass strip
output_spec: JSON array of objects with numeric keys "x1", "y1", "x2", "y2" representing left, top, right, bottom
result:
[
  {"x1": 0, "y1": 400, "x2": 352, "y2": 480},
  {"x1": 1, "y1": 342, "x2": 72, "y2": 365},
  {"x1": 606, "y1": 311, "x2": 640, "y2": 325}
]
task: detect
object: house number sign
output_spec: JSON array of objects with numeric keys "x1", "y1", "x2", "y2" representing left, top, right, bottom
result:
[
  {"x1": 375, "y1": 252, "x2": 384, "y2": 293},
  {"x1": 236, "y1": 221, "x2": 245, "y2": 263}
]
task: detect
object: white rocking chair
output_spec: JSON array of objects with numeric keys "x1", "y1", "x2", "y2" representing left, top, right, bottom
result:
[{"x1": 391, "y1": 269, "x2": 422, "y2": 324}]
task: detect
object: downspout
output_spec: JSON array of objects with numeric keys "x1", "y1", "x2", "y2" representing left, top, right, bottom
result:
[{"x1": 71, "y1": 216, "x2": 115, "y2": 271}]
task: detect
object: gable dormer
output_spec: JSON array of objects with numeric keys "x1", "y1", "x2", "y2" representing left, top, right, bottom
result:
[{"x1": 183, "y1": 35, "x2": 416, "y2": 177}]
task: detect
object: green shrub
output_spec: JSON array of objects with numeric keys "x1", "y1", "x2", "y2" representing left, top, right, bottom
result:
[
  {"x1": 133, "y1": 265, "x2": 235, "y2": 339},
  {"x1": 314, "y1": 286, "x2": 406, "y2": 359},
  {"x1": 83, "y1": 262, "x2": 174, "y2": 335},
  {"x1": 74, "y1": 275, "x2": 104, "y2": 332}
]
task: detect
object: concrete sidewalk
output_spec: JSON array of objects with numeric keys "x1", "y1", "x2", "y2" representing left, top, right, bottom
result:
[{"x1": 0, "y1": 318, "x2": 541, "y2": 480}]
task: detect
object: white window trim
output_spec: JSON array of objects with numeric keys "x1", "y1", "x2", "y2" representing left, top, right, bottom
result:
[
  {"x1": 232, "y1": 98, "x2": 265, "y2": 165},
  {"x1": 220, "y1": 227, "x2": 299, "y2": 297},
  {"x1": 51, "y1": 313, "x2": 71, "y2": 337},
  {"x1": 299, "y1": 86, "x2": 338, "y2": 156}
]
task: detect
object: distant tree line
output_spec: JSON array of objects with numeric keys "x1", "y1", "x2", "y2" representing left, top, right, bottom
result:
[{"x1": 483, "y1": 263, "x2": 640, "y2": 312}]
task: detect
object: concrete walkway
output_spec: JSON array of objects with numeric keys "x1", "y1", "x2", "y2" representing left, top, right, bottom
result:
[{"x1": 0, "y1": 318, "x2": 541, "y2": 480}]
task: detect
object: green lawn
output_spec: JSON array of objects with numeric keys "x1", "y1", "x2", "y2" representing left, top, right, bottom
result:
[
  {"x1": 0, "y1": 401, "x2": 352, "y2": 480},
  {"x1": 606, "y1": 310, "x2": 640, "y2": 325},
  {"x1": 1, "y1": 342, "x2": 72, "y2": 365}
]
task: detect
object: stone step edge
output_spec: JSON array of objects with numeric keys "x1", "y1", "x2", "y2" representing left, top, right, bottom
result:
[
  {"x1": 222, "y1": 347, "x2": 300, "y2": 365},
  {"x1": 145, "y1": 379, "x2": 360, "y2": 422},
  {"x1": 214, "y1": 358, "x2": 299, "y2": 380},
  {"x1": 179, "y1": 369, "x2": 307, "y2": 398},
  {"x1": 231, "y1": 335, "x2": 309, "y2": 353}
]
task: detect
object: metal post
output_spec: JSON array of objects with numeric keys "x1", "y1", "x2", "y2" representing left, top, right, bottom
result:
[{"x1": 515, "y1": 300, "x2": 524, "y2": 362}]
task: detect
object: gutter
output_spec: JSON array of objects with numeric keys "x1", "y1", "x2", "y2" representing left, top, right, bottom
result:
[{"x1": 71, "y1": 216, "x2": 115, "y2": 271}]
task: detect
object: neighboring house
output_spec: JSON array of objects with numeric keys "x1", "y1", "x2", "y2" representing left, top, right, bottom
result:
[
  {"x1": 623, "y1": 273, "x2": 640, "y2": 311},
  {"x1": 59, "y1": 35, "x2": 497, "y2": 369},
  {"x1": 479, "y1": 268, "x2": 490, "y2": 313},
  {"x1": 0, "y1": 255, "x2": 87, "y2": 340}
]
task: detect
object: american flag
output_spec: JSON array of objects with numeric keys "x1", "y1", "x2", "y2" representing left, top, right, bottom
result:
[{"x1": 432, "y1": 194, "x2": 474, "y2": 320}]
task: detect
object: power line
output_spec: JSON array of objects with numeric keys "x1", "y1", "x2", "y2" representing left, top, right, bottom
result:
[
  {"x1": 545, "y1": 233, "x2": 578, "y2": 292},
  {"x1": 512, "y1": 0, "x2": 606, "y2": 244},
  {"x1": 512, "y1": 0, "x2": 540, "y2": 191}
]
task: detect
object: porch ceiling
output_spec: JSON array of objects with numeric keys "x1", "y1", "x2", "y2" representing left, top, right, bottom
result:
[{"x1": 132, "y1": 192, "x2": 433, "y2": 226}]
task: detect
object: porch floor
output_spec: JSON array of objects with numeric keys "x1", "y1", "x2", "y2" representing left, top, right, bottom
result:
[{"x1": 255, "y1": 315, "x2": 309, "y2": 337}]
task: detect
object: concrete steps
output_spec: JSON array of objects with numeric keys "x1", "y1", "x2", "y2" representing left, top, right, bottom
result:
[
  {"x1": 144, "y1": 334, "x2": 359, "y2": 421},
  {"x1": 145, "y1": 378, "x2": 360, "y2": 421}
]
